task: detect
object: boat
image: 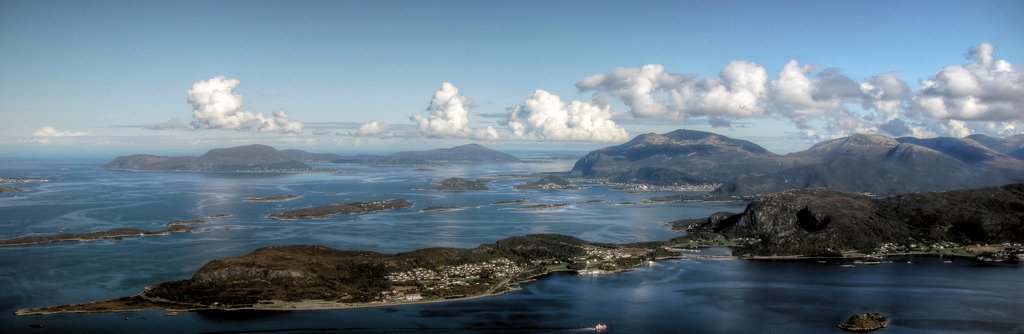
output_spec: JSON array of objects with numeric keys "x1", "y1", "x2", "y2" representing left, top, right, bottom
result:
[{"x1": 595, "y1": 323, "x2": 608, "y2": 332}]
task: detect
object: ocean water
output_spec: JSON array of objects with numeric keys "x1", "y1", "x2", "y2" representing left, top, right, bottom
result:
[{"x1": 0, "y1": 156, "x2": 1021, "y2": 333}]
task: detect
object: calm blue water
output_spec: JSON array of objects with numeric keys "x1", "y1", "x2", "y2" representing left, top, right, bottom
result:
[{"x1": 0, "y1": 156, "x2": 1021, "y2": 333}]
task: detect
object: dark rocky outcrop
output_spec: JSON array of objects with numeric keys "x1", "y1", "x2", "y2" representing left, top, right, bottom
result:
[
  {"x1": 676, "y1": 184, "x2": 1024, "y2": 256},
  {"x1": 105, "y1": 145, "x2": 310, "y2": 172},
  {"x1": 836, "y1": 312, "x2": 890, "y2": 332}
]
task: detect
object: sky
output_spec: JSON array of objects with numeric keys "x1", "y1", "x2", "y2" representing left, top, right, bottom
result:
[{"x1": 1, "y1": 0, "x2": 1022, "y2": 155}]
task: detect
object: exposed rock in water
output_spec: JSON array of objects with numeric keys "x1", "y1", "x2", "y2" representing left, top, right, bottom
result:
[
  {"x1": 270, "y1": 199, "x2": 413, "y2": 219},
  {"x1": 245, "y1": 194, "x2": 300, "y2": 202},
  {"x1": 0, "y1": 186, "x2": 23, "y2": 192},
  {"x1": 419, "y1": 178, "x2": 490, "y2": 191},
  {"x1": 516, "y1": 204, "x2": 568, "y2": 211},
  {"x1": 493, "y1": 199, "x2": 527, "y2": 206},
  {"x1": 836, "y1": 312, "x2": 889, "y2": 332}
]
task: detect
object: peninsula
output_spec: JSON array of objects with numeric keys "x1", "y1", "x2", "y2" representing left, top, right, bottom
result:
[
  {"x1": 17, "y1": 234, "x2": 676, "y2": 315},
  {"x1": 670, "y1": 183, "x2": 1024, "y2": 260},
  {"x1": 270, "y1": 199, "x2": 413, "y2": 219}
]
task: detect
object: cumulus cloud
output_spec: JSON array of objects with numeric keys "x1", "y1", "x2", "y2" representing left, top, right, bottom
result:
[
  {"x1": 913, "y1": 43, "x2": 1024, "y2": 122},
  {"x1": 507, "y1": 90, "x2": 629, "y2": 142},
  {"x1": 184, "y1": 76, "x2": 304, "y2": 133},
  {"x1": 410, "y1": 82, "x2": 499, "y2": 140},
  {"x1": 32, "y1": 126, "x2": 86, "y2": 138},
  {"x1": 577, "y1": 61, "x2": 767, "y2": 120},
  {"x1": 860, "y1": 72, "x2": 911, "y2": 120},
  {"x1": 578, "y1": 43, "x2": 1022, "y2": 139},
  {"x1": 352, "y1": 121, "x2": 391, "y2": 137}
]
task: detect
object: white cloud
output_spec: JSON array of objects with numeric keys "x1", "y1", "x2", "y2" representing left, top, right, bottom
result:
[
  {"x1": 410, "y1": 82, "x2": 499, "y2": 140},
  {"x1": 353, "y1": 121, "x2": 391, "y2": 136},
  {"x1": 860, "y1": 72, "x2": 910, "y2": 120},
  {"x1": 185, "y1": 76, "x2": 304, "y2": 133},
  {"x1": 913, "y1": 43, "x2": 1024, "y2": 122},
  {"x1": 32, "y1": 126, "x2": 86, "y2": 138},
  {"x1": 576, "y1": 61, "x2": 768, "y2": 120},
  {"x1": 507, "y1": 89, "x2": 630, "y2": 142}
]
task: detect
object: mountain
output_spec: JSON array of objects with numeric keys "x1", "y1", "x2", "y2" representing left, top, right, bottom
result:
[
  {"x1": 967, "y1": 134, "x2": 1024, "y2": 160},
  {"x1": 568, "y1": 130, "x2": 792, "y2": 185},
  {"x1": 280, "y1": 149, "x2": 343, "y2": 163},
  {"x1": 104, "y1": 144, "x2": 310, "y2": 172},
  {"x1": 676, "y1": 183, "x2": 1024, "y2": 256},
  {"x1": 384, "y1": 144, "x2": 520, "y2": 163},
  {"x1": 716, "y1": 134, "x2": 1024, "y2": 196}
]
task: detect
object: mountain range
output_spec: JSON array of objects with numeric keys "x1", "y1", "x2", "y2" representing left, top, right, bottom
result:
[
  {"x1": 570, "y1": 129, "x2": 1024, "y2": 196},
  {"x1": 104, "y1": 144, "x2": 311, "y2": 172},
  {"x1": 105, "y1": 144, "x2": 519, "y2": 172}
]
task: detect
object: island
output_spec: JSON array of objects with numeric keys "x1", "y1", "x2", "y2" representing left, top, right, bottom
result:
[
  {"x1": 270, "y1": 199, "x2": 413, "y2": 219},
  {"x1": 577, "y1": 199, "x2": 606, "y2": 205},
  {"x1": 836, "y1": 312, "x2": 890, "y2": 332},
  {"x1": 0, "y1": 186, "x2": 23, "y2": 192},
  {"x1": 0, "y1": 220, "x2": 207, "y2": 247},
  {"x1": 246, "y1": 194, "x2": 300, "y2": 202},
  {"x1": 16, "y1": 234, "x2": 677, "y2": 315},
  {"x1": 669, "y1": 183, "x2": 1024, "y2": 261},
  {"x1": 417, "y1": 178, "x2": 490, "y2": 191},
  {"x1": 516, "y1": 204, "x2": 568, "y2": 211},
  {"x1": 513, "y1": 175, "x2": 581, "y2": 190},
  {"x1": 493, "y1": 199, "x2": 527, "y2": 206},
  {"x1": 104, "y1": 144, "x2": 312, "y2": 172},
  {"x1": 421, "y1": 206, "x2": 476, "y2": 212},
  {"x1": 0, "y1": 177, "x2": 48, "y2": 183}
]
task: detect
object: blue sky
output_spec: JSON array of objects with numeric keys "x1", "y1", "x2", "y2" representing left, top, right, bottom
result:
[{"x1": 1, "y1": 0, "x2": 1022, "y2": 155}]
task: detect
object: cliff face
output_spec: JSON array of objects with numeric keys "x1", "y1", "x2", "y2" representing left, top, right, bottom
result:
[
  {"x1": 683, "y1": 184, "x2": 1024, "y2": 256},
  {"x1": 104, "y1": 145, "x2": 309, "y2": 172}
]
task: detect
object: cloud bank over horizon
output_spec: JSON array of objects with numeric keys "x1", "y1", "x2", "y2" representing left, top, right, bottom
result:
[{"x1": 578, "y1": 43, "x2": 1022, "y2": 140}]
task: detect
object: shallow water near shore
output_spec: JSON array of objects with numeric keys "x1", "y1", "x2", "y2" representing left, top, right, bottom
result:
[{"x1": 1, "y1": 155, "x2": 1022, "y2": 333}]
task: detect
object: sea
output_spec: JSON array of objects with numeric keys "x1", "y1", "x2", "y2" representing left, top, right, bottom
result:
[{"x1": 0, "y1": 154, "x2": 1022, "y2": 333}]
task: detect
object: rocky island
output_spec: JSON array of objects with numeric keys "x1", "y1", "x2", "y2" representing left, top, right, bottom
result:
[
  {"x1": 246, "y1": 194, "x2": 300, "y2": 202},
  {"x1": 270, "y1": 199, "x2": 413, "y2": 219},
  {"x1": 0, "y1": 220, "x2": 207, "y2": 247},
  {"x1": 0, "y1": 177, "x2": 48, "y2": 183},
  {"x1": 17, "y1": 234, "x2": 676, "y2": 315},
  {"x1": 514, "y1": 175, "x2": 581, "y2": 190},
  {"x1": 836, "y1": 312, "x2": 890, "y2": 332},
  {"x1": 0, "y1": 186, "x2": 23, "y2": 192},
  {"x1": 516, "y1": 204, "x2": 568, "y2": 211},
  {"x1": 418, "y1": 178, "x2": 490, "y2": 191}
]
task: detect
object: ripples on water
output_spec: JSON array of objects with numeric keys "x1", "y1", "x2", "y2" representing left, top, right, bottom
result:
[{"x1": 0, "y1": 156, "x2": 1021, "y2": 333}]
